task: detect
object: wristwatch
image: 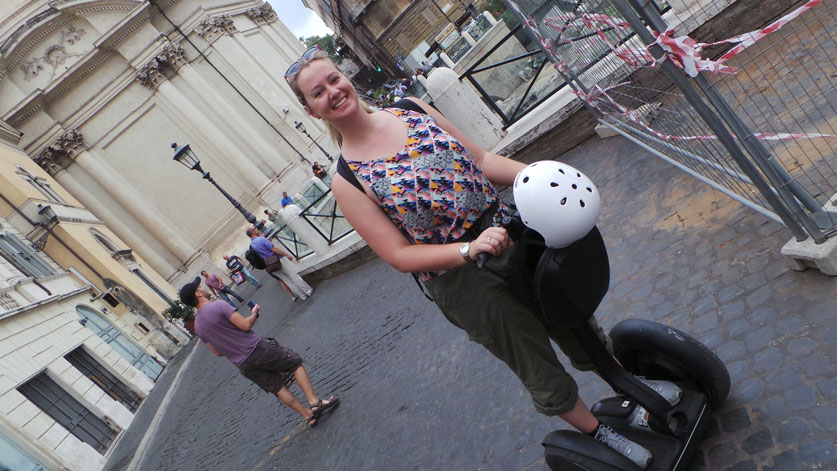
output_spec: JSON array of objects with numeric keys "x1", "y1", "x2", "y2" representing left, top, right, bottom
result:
[{"x1": 459, "y1": 242, "x2": 473, "y2": 262}]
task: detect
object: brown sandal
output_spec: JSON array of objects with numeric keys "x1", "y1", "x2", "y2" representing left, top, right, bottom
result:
[
  {"x1": 310, "y1": 396, "x2": 340, "y2": 419},
  {"x1": 307, "y1": 414, "x2": 319, "y2": 427}
]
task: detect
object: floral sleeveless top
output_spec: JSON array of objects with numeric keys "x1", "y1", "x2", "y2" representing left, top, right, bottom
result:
[{"x1": 345, "y1": 108, "x2": 507, "y2": 281}]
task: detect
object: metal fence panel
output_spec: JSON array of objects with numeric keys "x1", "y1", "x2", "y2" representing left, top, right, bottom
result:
[{"x1": 504, "y1": 0, "x2": 837, "y2": 241}]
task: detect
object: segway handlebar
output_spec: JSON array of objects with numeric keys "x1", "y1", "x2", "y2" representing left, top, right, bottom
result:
[{"x1": 476, "y1": 215, "x2": 528, "y2": 269}]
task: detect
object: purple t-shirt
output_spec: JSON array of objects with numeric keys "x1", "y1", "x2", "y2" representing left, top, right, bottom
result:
[
  {"x1": 251, "y1": 236, "x2": 279, "y2": 259},
  {"x1": 194, "y1": 301, "x2": 261, "y2": 366},
  {"x1": 204, "y1": 274, "x2": 225, "y2": 290}
]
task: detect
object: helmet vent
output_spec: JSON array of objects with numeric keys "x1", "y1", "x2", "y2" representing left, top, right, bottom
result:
[
  {"x1": 586, "y1": 187, "x2": 593, "y2": 192},
  {"x1": 576, "y1": 172, "x2": 581, "y2": 177},
  {"x1": 550, "y1": 182, "x2": 559, "y2": 187},
  {"x1": 559, "y1": 168, "x2": 565, "y2": 175},
  {"x1": 571, "y1": 183, "x2": 577, "y2": 189},
  {"x1": 523, "y1": 176, "x2": 529, "y2": 183},
  {"x1": 579, "y1": 200, "x2": 586, "y2": 208},
  {"x1": 560, "y1": 197, "x2": 567, "y2": 205}
]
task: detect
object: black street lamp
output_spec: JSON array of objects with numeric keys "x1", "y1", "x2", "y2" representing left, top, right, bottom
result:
[
  {"x1": 171, "y1": 143, "x2": 264, "y2": 230},
  {"x1": 294, "y1": 121, "x2": 334, "y2": 162}
]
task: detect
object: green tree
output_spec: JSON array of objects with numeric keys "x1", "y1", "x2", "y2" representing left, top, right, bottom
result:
[
  {"x1": 162, "y1": 300, "x2": 195, "y2": 322},
  {"x1": 302, "y1": 34, "x2": 343, "y2": 64}
]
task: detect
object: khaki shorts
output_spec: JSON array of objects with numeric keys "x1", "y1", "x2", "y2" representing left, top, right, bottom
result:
[{"x1": 238, "y1": 338, "x2": 303, "y2": 395}]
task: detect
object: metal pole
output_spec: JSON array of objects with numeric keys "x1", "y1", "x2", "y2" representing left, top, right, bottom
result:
[
  {"x1": 623, "y1": 0, "x2": 823, "y2": 242},
  {"x1": 303, "y1": 130, "x2": 334, "y2": 162},
  {"x1": 203, "y1": 172, "x2": 263, "y2": 228}
]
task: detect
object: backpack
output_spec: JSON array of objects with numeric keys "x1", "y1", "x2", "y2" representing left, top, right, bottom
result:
[{"x1": 245, "y1": 245, "x2": 266, "y2": 270}]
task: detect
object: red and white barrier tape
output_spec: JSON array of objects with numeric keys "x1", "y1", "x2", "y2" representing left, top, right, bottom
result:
[
  {"x1": 504, "y1": 0, "x2": 836, "y2": 142},
  {"x1": 574, "y1": 85, "x2": 837, "y2": 142},
  {"x1": 653, "y1": 0, "x2": 823, "y2": 77}
]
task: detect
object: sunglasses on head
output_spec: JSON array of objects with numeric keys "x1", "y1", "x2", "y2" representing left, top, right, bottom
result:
[{"x1": 285, "y1": 45, "x2": 321, "y2": 79}]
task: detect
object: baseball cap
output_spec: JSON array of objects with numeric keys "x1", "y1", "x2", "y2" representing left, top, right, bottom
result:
[{"x1": 179, "y1": 277, "x2": 201, "y2": 307}]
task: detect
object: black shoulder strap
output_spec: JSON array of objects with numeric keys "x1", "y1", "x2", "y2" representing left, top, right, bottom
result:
[
  {"x1": 389, "y1": 97, "x2": 428, "y2": 114},
  {"x1": 336, "y1": 98, "x2": 431, "y2": 194},
  {"x1": 337, "y1": 155, "x2": 364, "y2": 193}
]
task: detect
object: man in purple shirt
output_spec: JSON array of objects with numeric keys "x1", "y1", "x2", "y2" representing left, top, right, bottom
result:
[
  {"x1": 201, "y1": 270, "x2": 245, "y2": 308},
  {"x1": 179, "y1": 277, "x2": 338, "y2": 427}
]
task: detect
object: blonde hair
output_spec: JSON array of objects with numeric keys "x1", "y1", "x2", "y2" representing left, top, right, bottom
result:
[{"x1": 286, "y1": 49, "x2": 374, "y2": 147}]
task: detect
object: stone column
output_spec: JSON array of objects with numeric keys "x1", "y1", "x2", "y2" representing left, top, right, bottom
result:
[
  {"x1": 440, "y1": 53, "x2": 456, "y2": 68},
  {"x1": 280, "y1": 204, "x2": 329, "y2": 255},
  {"x1": 177, "y1": 69, "x2": 289, "y2": 177},
  {"x1": 190, "y1": 16, "x2": 290, "y2": 174},
  {"x1": 136, "y1": 43, "x2": 269, "y2": 189},
  {"x1": 245, "y1": 3, "x2": 289, "y2": 61},
  {"x1": 33, "y1": 130, "x2": 180, "y2": 276},
  {"x1": 75, "y1": 148, "x2": 197, "y2": 262},
  {"x1": 241, "y1": 3, "x2": 329, "y2": 138},
  {"x1": 207, "y1": 35, "x2": 318, "y2": 152},
  {"x1": 425, "y1": 67, "x2": 505, "y2": 149}
]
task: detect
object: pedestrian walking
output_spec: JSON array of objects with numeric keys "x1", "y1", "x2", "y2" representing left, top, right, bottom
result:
[
  {"x1": 224, "y1": 254, "x2": 261, "y2": 288},
  {"x1": 284, "y1": 47, "x2": 678, "y2": 468},
  {"x1": 178, "y1": 277, "x2": 338, "y2": 427},
  {"x1": 280, "y1": 192, "x2": 293, "y2": 208},
  {"x1": 246, "y1": 226, "x2": 314, "y2": 302},
  {"x1": 201, "y1": 270, "x2": 245, "y2": 308}
]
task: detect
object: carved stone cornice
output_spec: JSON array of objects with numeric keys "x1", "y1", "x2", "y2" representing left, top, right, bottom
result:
[
  {"x1": 195, "y1": 15, "x2": 237, "y2": 42},
  {"x1": 33, "y1": 129, "x2": 85, "y2": 176},
  {"x1": 135, "y1": 43, "x2": 186, "y2": 89},
  {"x1": 246, "y1": 3, "x2": 278, "y2": 25}
]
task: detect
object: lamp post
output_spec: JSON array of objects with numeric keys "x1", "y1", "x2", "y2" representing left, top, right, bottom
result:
[
  {"x1": 171, "y1": 143, "x2": 263, "y2": 230},
  {"x1": 294, "y1": 121, "x2": 333, "y2": 162}
]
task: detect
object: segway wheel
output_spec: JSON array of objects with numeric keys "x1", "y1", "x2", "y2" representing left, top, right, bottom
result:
[
  {"x1": 610, "y1": 319, "x2": 730, "y2": 407},
  {"x1": 543, "y1": 430, "x2": 643, "y2": 471},
  {"x1": 545, "y1": 446, "x2": 631, "y2": 471}
]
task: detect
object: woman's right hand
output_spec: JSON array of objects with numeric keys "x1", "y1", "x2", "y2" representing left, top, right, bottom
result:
[{"x1": 468, "y1": 226, "x2": 512, "y2": 262}]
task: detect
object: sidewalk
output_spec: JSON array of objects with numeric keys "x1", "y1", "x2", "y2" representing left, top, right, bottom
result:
[
  {"x1": 104, "y1": 133, "x2": 836, "y2": 471},
  {"x1": 103, "y1": 337, "x2": 198, "y2": 471}
]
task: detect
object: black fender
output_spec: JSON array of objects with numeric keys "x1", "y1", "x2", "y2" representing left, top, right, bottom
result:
[
  {"x1": 610, "y1": 319, "x2": 730, "y2": 407},
  {"x1": 543, "y1": 430, "x2": 643, "y2": 471}
]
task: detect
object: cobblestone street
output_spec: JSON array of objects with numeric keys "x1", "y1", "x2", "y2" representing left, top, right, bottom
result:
[{"x1": 107, "y1": 134, "x2": 837, "y2": 471}]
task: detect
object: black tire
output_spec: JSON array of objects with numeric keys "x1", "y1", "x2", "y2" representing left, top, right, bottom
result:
[
  {"x1": 544, "y1": 445, "x2": 635, "y2": 471},
  {"x1": 610, "y1": 319, "x2": 730, "y2": 407},
  {"x1": 543, "y1": 430, "x2": 643, "y2": 471}
]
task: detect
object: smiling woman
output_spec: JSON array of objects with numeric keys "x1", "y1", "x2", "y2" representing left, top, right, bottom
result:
[{"x1": 268, "y1": 0, "x2": 333, "y2": 38}]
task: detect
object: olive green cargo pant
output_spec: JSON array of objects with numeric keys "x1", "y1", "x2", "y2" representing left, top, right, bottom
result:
[{"x1": 425, "y1": 250, "x2": 610, "y2": 416}]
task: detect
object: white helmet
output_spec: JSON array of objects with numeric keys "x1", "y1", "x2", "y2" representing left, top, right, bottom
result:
[{"x1": 513, "y1": 161, "x2": 601, "y2": 248}]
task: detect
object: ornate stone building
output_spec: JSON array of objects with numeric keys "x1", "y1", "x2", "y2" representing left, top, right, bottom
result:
[
  {"x1": 0, "y1": 119, "x2": 192, "y2": 470},
  {"x1": 303, "y1": 0, "x2": 471, "y2": 74},
  {"x1": 0, "y1": 0, "x2": 335, "y2": 288}
]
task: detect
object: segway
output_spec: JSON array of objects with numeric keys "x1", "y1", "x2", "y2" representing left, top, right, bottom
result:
[{"x1": 508, "y1": 161, "x2": 730, "y2": 471}]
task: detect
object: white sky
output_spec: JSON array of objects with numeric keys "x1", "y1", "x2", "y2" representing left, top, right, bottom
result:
[{"x1": 268, "y1": 0, "x2": 334, "y2": 39}]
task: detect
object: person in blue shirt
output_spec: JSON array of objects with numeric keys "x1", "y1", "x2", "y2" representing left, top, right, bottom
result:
[
  {"x1": 280, "y1": 192, "x2": 293, "y2": 207},
  {"x1": 246, "y1": 226, "x2": 314, "y2": 301}
]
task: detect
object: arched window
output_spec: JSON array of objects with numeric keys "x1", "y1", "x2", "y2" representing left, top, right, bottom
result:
[
  {"x1": 75, "y1": 305, "x2": 163, "y2": 381},
  {"x1": 16, "y1": 165, "x2": 66, "y2": 204},
  {"x1": 0, "y1": 231, "x2": 55, "y2": 278},
  {"x1": 89, "y1": 228, "x2": 120, "y2": 254}
]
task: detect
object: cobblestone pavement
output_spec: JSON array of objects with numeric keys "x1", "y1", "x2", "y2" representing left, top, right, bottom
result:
[{"x1": 112, "y1": 134, "x2": 836, "y2": 471}]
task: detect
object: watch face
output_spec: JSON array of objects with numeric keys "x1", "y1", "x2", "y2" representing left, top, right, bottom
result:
[{"x1": 460, "y1": 243, "x2": 470, "y2": 255}]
